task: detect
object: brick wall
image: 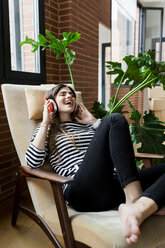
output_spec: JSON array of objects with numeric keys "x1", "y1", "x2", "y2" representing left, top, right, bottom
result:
[
  {"x1": 0, "y1": 91, "x2": 19, "y2": 201},
  {"x1": 46, "y1": 0, "x2": 111, "y2": 109},
  {"x1": 45, "y1": 0, "x2": 59, "y2": 84},
  {"x1": 0, "y1": 0, "x2": 111, "y2": 202}
]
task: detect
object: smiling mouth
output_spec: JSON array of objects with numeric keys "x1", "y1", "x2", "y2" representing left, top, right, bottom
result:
[{"x1": 64, "y1": 100, "x2": 72, "y2": 105}]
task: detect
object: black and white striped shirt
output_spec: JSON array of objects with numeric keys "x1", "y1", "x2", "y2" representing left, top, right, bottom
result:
[{"x1": 25, "y1": 121, "x2": 100, "y2": 180}]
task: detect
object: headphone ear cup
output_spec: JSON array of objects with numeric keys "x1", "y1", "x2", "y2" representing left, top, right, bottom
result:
[
  {"x1": 74, "y1": 103, "x2": 78, "y2": 114},
  {"x1": 47, "y1": 99, "x2": 57, "y2": 113}
]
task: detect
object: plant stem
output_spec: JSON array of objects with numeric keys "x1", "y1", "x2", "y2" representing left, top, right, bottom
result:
[
  {"x1": 67, "y1": 63, "x2": 75, "y2": 90},
  {"x1": 110, "y1": 73, "x2": 156, "y2": 113},
  {"x1": 111, "y1": 72, "x2": 126, "y2": 110}
]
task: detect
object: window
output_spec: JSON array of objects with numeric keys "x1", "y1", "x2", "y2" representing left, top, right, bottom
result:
[
  {"x1": 141, "y1": 7, "x2": 163, "y2": 62},
  {"x1": 0, "y1": 0, "x2": 45, "y2": 84},
  {"x1": 111, "y1": 0, "x2": 136, "y2": 64}
]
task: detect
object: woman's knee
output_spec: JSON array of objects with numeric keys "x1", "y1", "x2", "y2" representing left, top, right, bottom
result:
[{"x1": 104, "y1": 113, "x2": 127, "y2": 126}]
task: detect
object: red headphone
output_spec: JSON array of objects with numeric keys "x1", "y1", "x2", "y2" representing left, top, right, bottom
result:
[
  {"x1": 45, "y1": 98, "x2": 78, "y2": 114},
  {"x1": 47, "y1": 99, "x2": 57, "y2": 113}
]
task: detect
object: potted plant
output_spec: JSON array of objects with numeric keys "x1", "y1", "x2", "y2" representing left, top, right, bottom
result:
[
  {"x1": 92, "y1": 50, "x2": 165, "y2": 117},
  {"x1": 128, "y1": 101, "x2": 165, "y2": 165},
  {"x1": 20, "y1": 30, "x2": 81, "y2": 90}
]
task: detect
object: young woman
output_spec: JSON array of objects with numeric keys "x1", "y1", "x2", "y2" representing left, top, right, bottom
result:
[{"x1": 26, "y1": 84, "x2": 165, "y2": 245}]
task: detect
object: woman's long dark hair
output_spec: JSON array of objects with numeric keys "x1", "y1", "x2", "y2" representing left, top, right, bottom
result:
[{"x1": 46, "y1": 84, "x2": 77, "y2": 157}]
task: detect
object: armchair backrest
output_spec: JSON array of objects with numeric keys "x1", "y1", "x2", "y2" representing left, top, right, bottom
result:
[
  {"x1": 1, "y1": 83, "x2": 79, "y2": 236},
  {"x1": 2, "y1": 84, "x2": 37, "y2": 166}
]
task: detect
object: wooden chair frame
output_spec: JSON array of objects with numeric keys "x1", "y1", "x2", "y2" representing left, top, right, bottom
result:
[
  {"x1": 11, "y1": 153, "x2": 165, "y2": 248},
  {"x1": 12, "y1": 165, "x2": 89, "y2": 248}
]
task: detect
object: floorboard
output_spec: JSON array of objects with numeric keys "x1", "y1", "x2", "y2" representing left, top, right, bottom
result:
[{"x1": 0, "y1": 191, "x2": 65, "y2": 248}]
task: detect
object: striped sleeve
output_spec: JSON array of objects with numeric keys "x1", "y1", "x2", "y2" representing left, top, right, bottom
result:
[{"x1": 25, "y1": 126, "x2": 49, "y2": 168}]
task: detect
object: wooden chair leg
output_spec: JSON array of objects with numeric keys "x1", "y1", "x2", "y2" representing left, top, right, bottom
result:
[
  {"x1": 142, "y1": 158, "x2": 152, "y2": 168},
  {"x1": 19, "y1": 203, "x2": 63, "y2": 248},
  {"x1": 51, "y1": 182, "x2": 77, "y2": 248},
  {"x1": 12, "y1": 170, "x2": 63, "y2": 248},
  {"x1": 75, "y1": 241, "x2": 91, "y2": 248},
  {"x1": 11, "y1": 171, "x2": 24, "y2": 226}
]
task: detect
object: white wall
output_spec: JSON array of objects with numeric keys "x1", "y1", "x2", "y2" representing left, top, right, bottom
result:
[
  {"x1": 98, "y1": 23, "x2": 111, "y2": 103},
  {"x1": 114, "y1": 0, "x2": 137, "y2": 19}
]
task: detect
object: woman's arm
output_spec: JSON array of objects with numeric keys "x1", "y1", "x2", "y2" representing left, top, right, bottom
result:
[
  {"x1": 25, "y1": 139, "x2": 48, "y2": 168},
  {"x1": 25, "y1": 100, "x2": 54, "y2": 168},
  {"x1": 32, "y1": 100, "x2": 54, "y2": 149}
]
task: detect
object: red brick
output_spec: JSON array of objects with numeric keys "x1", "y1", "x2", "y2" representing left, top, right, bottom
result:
[
  {"x1": 0, "y1": 188, "x2": 15, "y2": 202},
  {"x1": 0, "y1": 161, "x2": 15, "y2": 170},
  {"x1": 0, "y1": 145, "x2": 15, "y2": 155},
  {"x1": 1, "y1": 179, "x2": 16, "y2": 192},
  {"x1": 0, "y1": 166, "x2": 17, "y2": 177},
  {"x1": 0, "y1": 151, "x2": 18, "y2": 162}
]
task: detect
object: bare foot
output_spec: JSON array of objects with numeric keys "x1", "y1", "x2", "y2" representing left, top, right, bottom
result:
[
  {"x1": 118, "y1": 203, "x2": 141, "y2": 244},
  {"x1": 119, "y1": 197, "x2": 158, "y2": 244}
]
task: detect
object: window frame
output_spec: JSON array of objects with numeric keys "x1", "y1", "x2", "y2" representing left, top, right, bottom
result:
[
  {"x1": 140, "y1": 7, "x2": 163, "y2": 60},
  {"x1": 0, "y1": 0, "x2": 46, "y2": 85},
  {"x1": 102, "y1": 42, "x2": 111, "y2": 106}
]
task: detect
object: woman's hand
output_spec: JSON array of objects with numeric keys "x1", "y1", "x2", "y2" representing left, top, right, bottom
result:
[
  {"x1": 75, "y1": 103, "x2": 97, "y2": 125},
  {"x1": 42, "y1": 100, "x2": 54, "y2": 126},
  {"x1": 32, "y1": 100, "x2": 54, "y2": 149}
]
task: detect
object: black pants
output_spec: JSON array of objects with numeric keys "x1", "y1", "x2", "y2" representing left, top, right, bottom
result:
[{"x1": 65, "y1": 114, "x2": 165, "y2": 212}]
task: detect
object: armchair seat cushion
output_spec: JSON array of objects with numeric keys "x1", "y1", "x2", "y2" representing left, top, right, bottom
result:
[{"x1": 42, "y1": 203, "x2": 165, "y2": 248}]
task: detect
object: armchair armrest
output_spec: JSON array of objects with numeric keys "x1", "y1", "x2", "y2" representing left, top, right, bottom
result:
[
  {"x1": 135, "y1": 153, "x2": 165, "y2": 168},
  {"x1": 20, "y1": 166, "x2": 74, "y2": 185},
  {"x1": 135, "y1": 153, "x2": 165, "y2": 159}
]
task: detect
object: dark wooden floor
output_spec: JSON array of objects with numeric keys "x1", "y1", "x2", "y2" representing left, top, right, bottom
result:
[{"x1": 0, "y1": 191, "x2": 65, "y2": 248}]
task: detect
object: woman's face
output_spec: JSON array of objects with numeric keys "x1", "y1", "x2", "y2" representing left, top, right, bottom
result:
[{"x1": 55, "y1": 87, "x2": 76, "y2": 114}]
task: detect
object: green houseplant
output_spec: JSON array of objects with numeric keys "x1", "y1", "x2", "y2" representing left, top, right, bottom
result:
[
  {"x1": 20, "y1": 30, "x2": 81, "y2": 90},
  {"x1": 92, "y1": 50, "x2": 165, "y2": 117},
  {"x1": 91, "y1": 50, "x2": 165, "y2": 162},
  {"x1": 128, "y1": 101, "x2": 165, "y2": 165},
  {"x1": 129, "y1": 103, "x2": 165, "y2": 153}
]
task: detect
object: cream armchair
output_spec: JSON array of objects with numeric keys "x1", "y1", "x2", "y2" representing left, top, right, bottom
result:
[{"x1": 1, "y1": 83, "x2": 165, "y2": 248}]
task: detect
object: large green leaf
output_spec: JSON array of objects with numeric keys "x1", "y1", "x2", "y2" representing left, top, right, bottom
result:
[
  {"x1": 46, "y1": 30, "x2": 63, "y2": 50},
  {"x1": 63, "y1": 32, "x2": 81, "y2": 45},
  {"x1": 129, "y1": 101, "x2": 165, "y2": 159},
  {"x1": 91, "y1": 101, "x2": 108, "y2": 119},
  {"x1": 20, "y1": 30, "x2": 81, "y2": 60},
  {"x1": 106, "y1": 50, "x2": 165, "y2": 90},
  {"x1": 64, "y1": 49, "x2": 76, "y2": 66},
  {"x1": 20, "y1": 36, "x2": 39, "y2": 53},
  {"x1": 20, "y1": 30, "x2": 81, "y2": 89},
  {"x1": 38, "y1": 34, "x2": 47, "y2": 43}
]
